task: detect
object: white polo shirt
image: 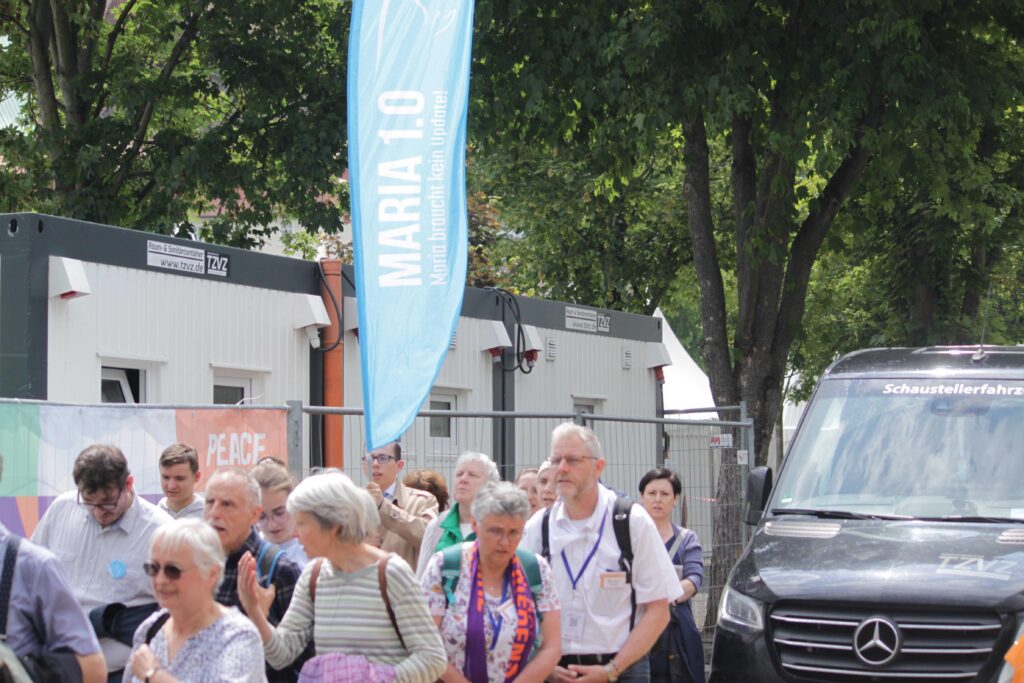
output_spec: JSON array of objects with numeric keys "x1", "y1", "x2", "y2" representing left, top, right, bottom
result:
[{"x1": 521, "y1": 484, "x2": 682, "y2": 654}]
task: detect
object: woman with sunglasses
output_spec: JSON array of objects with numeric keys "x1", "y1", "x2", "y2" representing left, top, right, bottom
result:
[{"x1": 124, "y1": 518, "x2": 266, "y2": 682}]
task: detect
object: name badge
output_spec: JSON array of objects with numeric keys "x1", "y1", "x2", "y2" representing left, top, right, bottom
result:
[
  {"x1": 498, "y1": 599, "x2": 518, "y2": 623},
  {"x1": 564, "y1": 605, "x2": 585, "y2": 642},
  {"x1": 599, "y1": 571, "x2": 627, "y2": 589}
]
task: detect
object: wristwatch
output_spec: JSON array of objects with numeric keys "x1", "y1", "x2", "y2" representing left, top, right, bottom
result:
[
  {"x1": 143, "y1": 665, "x2": 160, "y2": 682},
  {"x1": 604, "y1": 661, "x2": 621, "y2": 682}
]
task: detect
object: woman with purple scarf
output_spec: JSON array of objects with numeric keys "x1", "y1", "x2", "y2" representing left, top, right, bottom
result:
[{"x1": 421, "y1": 482, "x2": 561, "y2": 683}]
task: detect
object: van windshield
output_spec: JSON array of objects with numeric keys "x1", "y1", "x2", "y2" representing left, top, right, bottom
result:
[{"x1": 772, "y1": 378, "x2": 1024, "y2": 519}]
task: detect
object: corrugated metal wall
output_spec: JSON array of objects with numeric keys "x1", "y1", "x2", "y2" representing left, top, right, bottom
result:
[
  {"x1": 47, "y1": 261, "x2": 312, "y2": 407},
  {"x1": 512, "y1": 328, "x2": 659, "y2": 473}
]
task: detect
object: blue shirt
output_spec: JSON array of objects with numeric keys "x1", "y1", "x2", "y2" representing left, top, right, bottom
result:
[{"x1": 0, "y1": 525, "x2": 101, "y2": 658}]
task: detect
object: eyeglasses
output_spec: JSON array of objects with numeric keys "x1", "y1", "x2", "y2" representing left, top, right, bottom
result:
[
  {"x1": 77, "y1": 486, "x2": 125, "y2": 511},
  {"x1": 259, "y1": 507, "x2": 290, "y2": 525},
  {"x1": 143, "y1": 561, "x2": 188, "y2": 580},
  {"x1": 362, "y1": 453, "x2": 398, "y2": 465},
  {"x1": 549, "y1": 455, "x2": 598, "y2": 468}
]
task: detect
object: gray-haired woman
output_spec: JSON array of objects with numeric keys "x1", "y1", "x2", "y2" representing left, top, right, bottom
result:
[
  {"x1": 415, "y1": 453, "x2": 500, "y2": 577},
  {"x1": 420, "y1": 483, "x2": 561, "y2": 683},
  {"x1": 237, "y1": 471, "x2": 446, "y2": 683},
  {"x1": 125, "y1": 518, "x2": 266, "y2": 683}
]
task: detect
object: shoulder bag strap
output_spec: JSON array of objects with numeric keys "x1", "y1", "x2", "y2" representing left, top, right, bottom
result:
[
  {"x1": 377, "y1": 555, "x2": 406, "y2": 651},
  {"x1": 0, "y1": 536, "x2": 19, "y2": 639},
  {"x1": 144, "y1": 612, "x2": 171, "y2": 645},
  {"x1": 308, "y1": 558, "x2": 324, "y2": 604},
  {"x1": 667, "y1": 530, "x2": 685, "y2": 563}
]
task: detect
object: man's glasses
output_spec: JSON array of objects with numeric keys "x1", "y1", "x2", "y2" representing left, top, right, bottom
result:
[
  {"x1": 143, "y1": 561, "x2": 187, "y2": 580},
  {"x1": 77, "y1": 486, "x2": 125, "y2": 511},
  {"x1": 362, "y1": 453, "x2": 398, "y2": 465},
  {"x1": 549, "y1": 455, "x2": 598, "y2": 468}
]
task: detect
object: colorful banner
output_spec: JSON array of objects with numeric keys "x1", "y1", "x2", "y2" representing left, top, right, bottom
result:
[
  {"x1": 347, "y1": 0, "x2": 474, "y2": 449},
  {"x1": 0, "y1": 403, "x2": 287, "y2": 537}
]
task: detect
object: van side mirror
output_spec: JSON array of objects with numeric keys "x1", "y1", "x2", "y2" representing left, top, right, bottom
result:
[{"x1": 745, "y1": 466, "x2": 773, "y2": 525}]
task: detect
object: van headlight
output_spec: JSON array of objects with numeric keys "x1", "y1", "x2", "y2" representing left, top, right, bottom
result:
[{"x1": 718, "y1": 585, "x2": 764, "y2": 631}]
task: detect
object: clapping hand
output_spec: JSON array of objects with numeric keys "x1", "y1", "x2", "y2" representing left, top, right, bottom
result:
[{"x1": 237, "y1": 551, "x2": 276, "y2": 619}]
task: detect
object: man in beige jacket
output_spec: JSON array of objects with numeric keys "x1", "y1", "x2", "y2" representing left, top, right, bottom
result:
[{"x1": 364, "y1": 441, "x2": 439, "y2": 568}]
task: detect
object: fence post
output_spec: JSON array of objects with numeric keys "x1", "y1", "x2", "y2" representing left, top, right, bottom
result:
[
  {"x1": 740, "y1": 401, "x2": 751, "y2": 545},
  {"x1": 573, "y1": 411, "x2": 586, "y2": 426},
  {"x1": 287, "y1": 400, "x2": 304, "y2": 474}
]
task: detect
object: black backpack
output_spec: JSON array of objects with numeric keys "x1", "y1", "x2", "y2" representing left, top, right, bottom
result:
[{"x1": 540, "y1": 496, "x2": 637, "y2": 628}]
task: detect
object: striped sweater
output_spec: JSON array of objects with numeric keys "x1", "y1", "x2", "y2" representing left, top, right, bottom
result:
[{"x1": 263, "y1": 555, "x2": 446, "y2": 683}]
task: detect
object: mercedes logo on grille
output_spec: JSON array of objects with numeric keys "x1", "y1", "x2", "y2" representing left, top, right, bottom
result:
[{"x1": 853, "y1": 616, "x2": 902, "y2": 666}]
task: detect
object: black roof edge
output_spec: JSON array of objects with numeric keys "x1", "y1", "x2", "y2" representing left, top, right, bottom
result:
[{"x1": 2, "y1": 213, "x2": 662, "y2": 344}]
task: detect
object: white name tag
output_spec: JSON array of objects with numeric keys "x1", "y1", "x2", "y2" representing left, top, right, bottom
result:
[
  {"x1": 564, "y1": 605, "x2": 585, "y2": 641},
  {"x1": 498, "y1": 599, "x2": 518, "y2": 623},
  {"x1": 599, "y1": 571, "x2": 627, "y2": 589}
]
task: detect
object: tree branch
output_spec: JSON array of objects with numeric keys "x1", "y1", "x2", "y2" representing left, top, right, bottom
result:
[
  {"x1": 111, "y1": 7, "x2": 205, "y2": 194},
  {"x1": 772, "y1": 85, "x2": 886, "y2": 375},
  {"x1": 0, "y1": 11, "x2": 30, "y2": 35},
  {"x1": 100, "y1": 0, "x2": 139, "y2": 74},
  {"x1": 26, "y1": 0, "x2": 61, "y2": 136},
  {"x1": 76, "y1": 0, "x2": 107, "y2": 81},
  {"x1": 47, "y1": 0, "x2": 84, "y2": 127},
  {"x1": 684, "y1": 110, "x2": 737, "y2": 405}
]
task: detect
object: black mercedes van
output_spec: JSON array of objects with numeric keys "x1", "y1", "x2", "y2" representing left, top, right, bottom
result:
[{"x1": 711, "y1": 346, "x2": 1024, "y2": 682}]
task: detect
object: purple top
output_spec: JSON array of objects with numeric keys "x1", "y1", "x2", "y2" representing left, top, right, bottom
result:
[
  {"x1": 0, "y1": 526, "x2": 101, "y2": 658},
  {"x1": 668, "y1": 525, "x2": 704, "y2": 591}
]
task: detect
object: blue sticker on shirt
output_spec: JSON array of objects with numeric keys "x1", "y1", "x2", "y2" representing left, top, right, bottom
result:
[{"x1": 109, "y1": 560, "x2": 127, "y2": 580}]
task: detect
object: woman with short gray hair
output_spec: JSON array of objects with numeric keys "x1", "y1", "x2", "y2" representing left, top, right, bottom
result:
[
  {"x1": 237, "y1": 471, "x2": 446, "y2": 682},
  {"x1": 125, "y1": 518, "x2": 265, "y2": 682},
  {"x1": 415, "y1": 452, "x2": 500, "y2": 577},
  {"x1": 421, "y1": 483, "x2": 561, "y2": 682}
]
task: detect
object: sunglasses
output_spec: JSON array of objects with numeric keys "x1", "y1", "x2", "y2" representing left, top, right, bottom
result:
[{"x1": 143, "y1": 561, "x2": 188, "y2": 580}]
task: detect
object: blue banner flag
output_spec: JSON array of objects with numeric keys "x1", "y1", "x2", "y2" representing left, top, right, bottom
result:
[{"x1": 347, "y1": 1, "x2": 473, "y2": 449}]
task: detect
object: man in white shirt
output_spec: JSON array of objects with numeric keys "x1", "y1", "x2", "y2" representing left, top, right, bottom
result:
[
  {"x1": 364, "y1": 441, "x2": 438, "y2": 568},
  {"x1": 156, "y1": 443, "x2": 204, "y2": 519},
  {"x1": 32, "y1": 444, "x2": 172, "y2": 682},
  {"x1": 521, "y1": 423, "x2": 681, "y2": 683}
]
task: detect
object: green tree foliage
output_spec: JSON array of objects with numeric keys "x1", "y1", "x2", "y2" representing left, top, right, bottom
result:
[
  {"x1": 0, "y1": 0, "x2": 348, "y2": 244},
  {"x1": 472, "y1": 0, "x2": 1024, "y2": 464},
  {"x1": 469, "y1": 133, "x2": 693, "y2": 313}
]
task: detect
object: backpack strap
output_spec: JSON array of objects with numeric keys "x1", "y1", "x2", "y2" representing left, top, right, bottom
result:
[
  {"x1": 440, "y1": 545, "x2": 463, "y2": 608},
  {"x1": 514, "y1": 548, "x2": 545, "y2": 621},
  {"x1": 377, "y1": 555, "x2": 406, "y2": 651},
  {"x1": 144, "y1": 612, "x2": 171, "y2": 645},
  {"x1": 540, "y1": 506, "x2": 552, "y2": 562},
  {"x1": 255, "y1": 540, "x2": 285, "y2": 589},
  {"x1": 0, "y1": 536, "x2": 20, "y2": 639},
  {"x1": 308, "y1": 558, "x2": 324, "y2": 604},
  {"x1": 611, "y1": 497, "x2": 636, "y2": 629}
]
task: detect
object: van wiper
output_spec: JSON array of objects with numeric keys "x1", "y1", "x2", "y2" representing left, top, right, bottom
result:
[
  {"x1": 916, "y1": 515, "x2": 1024, "y2": 524},
  {"x1": 771, "y1": 508, "x2": 912, "y2": 521}
]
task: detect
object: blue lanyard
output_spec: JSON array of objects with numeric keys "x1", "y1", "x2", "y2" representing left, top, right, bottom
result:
[
  {"x1": 486, "y1": 573, "x2": 511, "y2": 650},
  {"x1": 560, "y1": 505, "x2": 609, "y2": 591}
]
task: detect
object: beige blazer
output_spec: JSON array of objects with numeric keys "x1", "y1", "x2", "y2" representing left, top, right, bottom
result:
[{"x1": 379, "y1": 480, "x2": 439, "y2": 569}]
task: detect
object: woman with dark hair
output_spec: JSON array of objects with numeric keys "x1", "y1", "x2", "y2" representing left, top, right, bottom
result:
[
  {"x1": 638, "y1": 467, "x2": 705, "y2": 683},
  {"x1": 403, "y1": 469, "x2": 450, "y2": 513}
]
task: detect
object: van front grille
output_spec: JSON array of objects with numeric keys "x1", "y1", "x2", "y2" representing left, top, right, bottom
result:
[{"x1": 768, "y1": 603, "x2": 1008, "y2": 682}]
